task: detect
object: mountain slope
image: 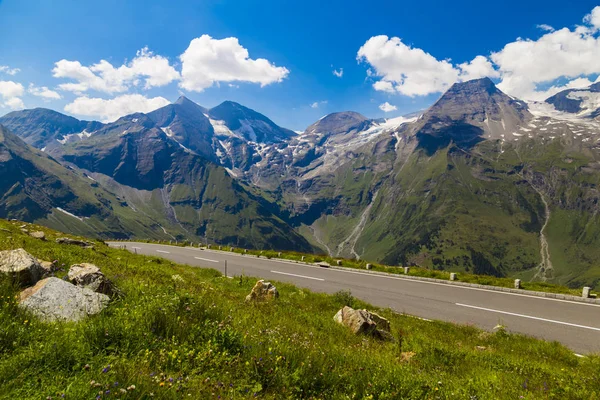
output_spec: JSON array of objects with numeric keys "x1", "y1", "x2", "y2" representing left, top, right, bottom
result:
[
  {"x1": 0, "y1": 108, "x2": 103, "y2": 150},
  {"x1": 55, "y1": 114, "x2": 314, "y2": 250},
  {"x1": 0, "y1": 124, "x2": 171, "y2": 239},
  {"x1": 276, "y1": 79, "x2": 600, "y2": 290},
  {"x1": 546, "y1": 82, "x2": 600, "y2": 117}
]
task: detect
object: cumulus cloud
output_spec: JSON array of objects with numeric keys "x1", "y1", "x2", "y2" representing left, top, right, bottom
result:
[
  {"x1": 28, "y1": 84, "x2": 61, "y2": 100},
  {"x1": 357, "y1": 35, "x2": 460, "y2": 96},
  {"x1": 53, "y1": 47, "x2": 180, "y2": 94},
  {"x1": 0, "y1": 80, "x2": 25, "y2": 109},
  {"x1": 584, "y1": 6, "x2": 600, "y2": 29},
  {"x1": 64, "y1": 94, "x2": 170, "y2": 122},
  {"x1": 310, "y1": 100, "x2": 328, "y2": 108},
  {"x1": 379, "y1": 102, "x2": 397, "y2": 112},
  {"x1": 492, "y1": 19, "x2": 600, "y2": 100},
  {"x1": 358, "y1": 7, "x2": 600, "y2": 102},
  {"x1": 332, "y1": 67, "x2": 344, "y2": 78},
  {"x1": 179, "y1": 35, "x2": 289, "y2": 91},
  {"x1": 0, "y1": 66, "x2": 20, "y2": 76},
  {"x1": 458, "y1": 55, "x2": 500, "y2": 81}
]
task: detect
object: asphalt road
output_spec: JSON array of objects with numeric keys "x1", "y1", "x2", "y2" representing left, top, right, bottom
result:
[{"x1": 109, "y1": 242, "x2": 600, "y2": 354}]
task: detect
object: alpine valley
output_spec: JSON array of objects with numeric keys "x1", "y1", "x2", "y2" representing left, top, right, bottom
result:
[{"x1": 2, "y1": 77, "x2": 600, "y2": 289}]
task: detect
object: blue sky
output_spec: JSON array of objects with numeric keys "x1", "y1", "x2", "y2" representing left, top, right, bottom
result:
[{"x1": 1, "y1": 0, "x2": 600, "y2": 130}]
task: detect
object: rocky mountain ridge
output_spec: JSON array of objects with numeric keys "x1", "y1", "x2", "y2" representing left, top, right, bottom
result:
[{"x1": 3, "y1": 77, "x2": 600, "y2": 288}]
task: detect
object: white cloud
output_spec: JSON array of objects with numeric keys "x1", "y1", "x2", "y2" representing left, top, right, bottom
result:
[
  {"x1": 458, "y1": 55, "x2": 500, "y2": 81},
  {"x1": 310, "y1": 100, "x2": 327, "y2": 108},
  {"x1": 333, "y1": 68, "x2": 344, "y2": 78},
  {"x1": 28, "y1": 84, "x2": 62, "y2": 100},
  {"x1": 492, "y1": 20, "x2": 600, "y2": 100},
  {"x1": 53, "y1": 47, "x2": 180, "y2": 94},
  {"x1": 357, "y1": 35, "x2": 460, "y2": 96},
  {"x1": 379, "y1": 102, "x2": 397, "y2": 112},
  {"x1": 64, "y1": 94, "x2": 170, "y2": 122},
  {"x1": 358, "y1": 7, "x2": 600, "y2": 102},
  {"x1": 179, "y1": 35, "x2": 289, "y2": 92},
  {"x1": 537, "y1": 24, "x2": 555, "y2": 32},
  {"x1": 4, "y1": 97, "x2": 25, "y2": 109},
  {"x1": 0, "y1": 66, "x2": 20, "y2": 76},
  {"x1": 0, "y1": 80, "x2": 25, "y2": 109},
  {"x1": 584, "y1": 6, "x2": 600, "y2": 29}
]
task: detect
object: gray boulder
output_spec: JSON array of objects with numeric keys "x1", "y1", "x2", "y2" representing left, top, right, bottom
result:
[
  {"x1": 19, "y1": 277, "x2": 109, "y2": 322},
  {"x1": 0, "y1": 248, "x2": 44, "y2": 286},
  {"x1": 29, "y1": 231, "x2": 46, "y2": 240},
  {"x1": 68, "y1": 263, "x2": 115, "y2": 295},
  {"x1": 334, "y1": 306, "x2": 392, "y2": 340}
]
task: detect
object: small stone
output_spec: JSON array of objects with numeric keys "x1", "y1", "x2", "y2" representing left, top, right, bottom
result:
[
  {"x1": 0, "y1": 248, "x2": 45, "y2": 287},
  {"x1": 245, "y1": 280, "x2": 279, "y2": 302},
  {"x1": 316, "y1": 261, "x2": 331, "y2": 268},
  {"x1": 68, "y1": 263, "x2": 115, "y2": 295},
  {"x1": 29, "y1": 231, "x2": 46, "y2": 240},
  {"x1": 333, "y1": 306, "x2": 392, "y2": 340},
  {"x1": 56, "y1": 237, "x2": 93, "y2": 248},
  {"x1": 38, "y1": 260, "x2": 58, "y2": 276}
]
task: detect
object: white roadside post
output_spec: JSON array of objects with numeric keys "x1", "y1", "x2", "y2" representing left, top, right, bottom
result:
[{"x1": 583, "y1": 287, "x2": 591, "y2": 298}]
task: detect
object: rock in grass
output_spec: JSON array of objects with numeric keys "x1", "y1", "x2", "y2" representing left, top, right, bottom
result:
[
  {"x1": 38, "y1": 260, "x2": 58, "y2": 276},
  {"x1": 19, "y1": 277, "x2": 109, "y2": 322},
  {"x1": 56, "y1": 237, "x2": 93, "y2": 248},
  {"x1": 0, "y1": 248, "x2": 44, "y2": 287},
  {"x1": 245, "y1": 280, "x2": 279, "y2": 302},
  {"x1": 68, "y1": 263, "x2": 115, "y2": 295},
  {"x1": 29, "y1": 231, "x2": 46, "y2": 240},
  {"x1": 333, "y1": 306, "x2": 392, "y2": 340}
]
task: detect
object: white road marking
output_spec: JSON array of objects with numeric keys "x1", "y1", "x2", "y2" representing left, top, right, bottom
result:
[
  {"x1": 456, "y1": 303, "x2": 600, "y2": 332},
  {"x1": 156, "y1": 250, "x2": 170, "y2": 254},
  {"x1": 194, "y1": 256, "x2": 219, "y2": 263},
  {"x1": 271, "y1": 270, "x2": 325, "y2": 281},
  {"x1": 117, "y1": 243, "x2": 600, "y2": 309}
]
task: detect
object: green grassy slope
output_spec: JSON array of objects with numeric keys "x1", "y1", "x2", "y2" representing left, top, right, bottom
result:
[
  {"x1": 0, "y1": 125, "x2": 177, "y2": 241},
  {"x1": 1, "y1": 219, "x2": 599, "y2": 399},
  {"x1": 314, "y1": 135, "x2": 600, "y2": 290}
]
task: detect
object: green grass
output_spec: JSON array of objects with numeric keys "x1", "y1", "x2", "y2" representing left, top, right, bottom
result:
[{"x1": 1, "y1": 219, "x2": 599, "y2": 399}]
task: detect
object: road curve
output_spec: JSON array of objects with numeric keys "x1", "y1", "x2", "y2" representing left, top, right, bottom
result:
[{"x1": 108, "y1": 242, "x2": 600, "y2": 354}]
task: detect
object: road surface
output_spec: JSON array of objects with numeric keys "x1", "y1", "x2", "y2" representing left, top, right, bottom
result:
[{"x1": 108, "y1": 242, "x2": 600, "y2": 354}]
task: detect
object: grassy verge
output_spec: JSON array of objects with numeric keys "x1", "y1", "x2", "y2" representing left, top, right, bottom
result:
[
  {"x1": 131, "y1": 239, "x2": 585, "y2": 297},
  {"x1": 2, "y1": 220, "x2": 599, "y2": 399}
]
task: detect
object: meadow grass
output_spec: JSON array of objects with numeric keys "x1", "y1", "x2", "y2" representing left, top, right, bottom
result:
[{"x1": 1, "y1": 219, "x2": 599, "y2": 399}]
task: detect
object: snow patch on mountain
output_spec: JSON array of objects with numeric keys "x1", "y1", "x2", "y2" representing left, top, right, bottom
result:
[
  {"x1": 55, "y1": 207, "x2": 85, "y2": 221},
  {"x1": 566, "y1": 91, "x2": 600, "y2": 116}
]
